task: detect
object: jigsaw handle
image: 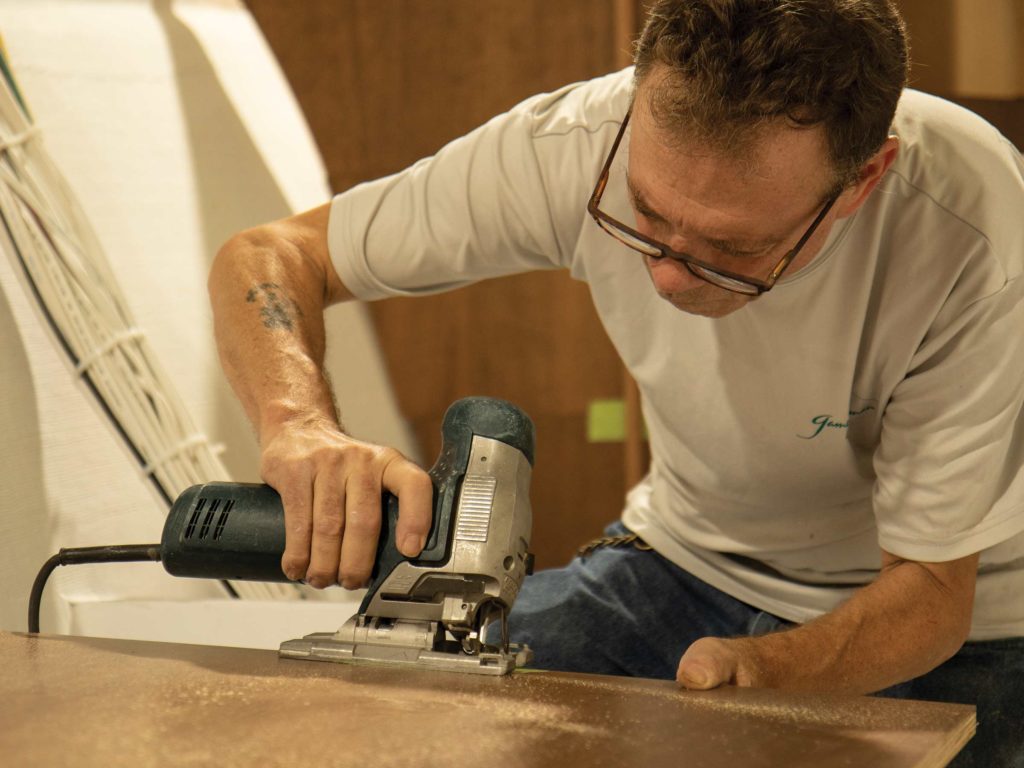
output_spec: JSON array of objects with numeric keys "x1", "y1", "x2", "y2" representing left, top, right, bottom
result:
[
  {"x1": 437, "y1": 396, "x2": 535, "y2": 468},
  {"x1": 159, "y1": 397, "x2": 535, "y2": 585}
]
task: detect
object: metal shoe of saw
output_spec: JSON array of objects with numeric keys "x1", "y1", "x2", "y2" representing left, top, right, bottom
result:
[{"x1": 160, "y1": 397, "x2": 536, "y2": 676}]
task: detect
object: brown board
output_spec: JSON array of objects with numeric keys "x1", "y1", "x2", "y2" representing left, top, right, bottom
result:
[{"x1": 1, "y1": 631, "x2": 974, "y2": 767}]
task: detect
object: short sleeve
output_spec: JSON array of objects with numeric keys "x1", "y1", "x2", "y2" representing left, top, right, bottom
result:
[
  {"x1": 327, "y1": 99, "x2": 579, "y2": 301},
  {"x1": 873, "y1": 272, "x2": 1024, "y2": 561}
]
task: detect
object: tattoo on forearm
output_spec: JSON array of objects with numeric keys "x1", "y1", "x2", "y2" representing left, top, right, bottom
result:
[{"x1": 245, "y1": 283, "x2": 302, "y2": 332}]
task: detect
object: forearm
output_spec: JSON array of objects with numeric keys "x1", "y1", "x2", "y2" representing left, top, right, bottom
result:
[
  {"x1": 680, "y1": 552, "x2": 979, "y2": 695},
  {"x1": 745, "y1": 559, "x2": 974, "y2": 693},
  {"x1": 209, "y1": 223, "x2": 339, "y2": 442},
  {"x1": 208, "y1": 208, "x2": 432, "y2": 586}
]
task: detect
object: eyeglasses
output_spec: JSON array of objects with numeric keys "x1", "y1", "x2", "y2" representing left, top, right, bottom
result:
[{"x1": 586, "y1": 109, "x2": 840, "y2": 296}]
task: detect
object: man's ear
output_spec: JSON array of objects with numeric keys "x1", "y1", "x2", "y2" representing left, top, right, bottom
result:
[{"x1": 834, "y1": 137, "x2": 900, "y2": 218}]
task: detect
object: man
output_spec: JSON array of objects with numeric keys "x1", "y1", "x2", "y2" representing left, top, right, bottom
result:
[{"x1": 210, "y1": 1, "x2": 1023, "y2": 763}]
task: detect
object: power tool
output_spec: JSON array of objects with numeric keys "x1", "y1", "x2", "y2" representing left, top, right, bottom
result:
[{"x1": 29, "y1": 396, "x2": 537, "y2": 676}]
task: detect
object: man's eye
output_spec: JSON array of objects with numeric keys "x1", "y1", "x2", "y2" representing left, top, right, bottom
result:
[{"x1": 726, "y1": 246, "x2": 769, "y2": 259}]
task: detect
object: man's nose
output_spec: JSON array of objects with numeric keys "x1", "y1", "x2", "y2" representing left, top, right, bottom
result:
[
  {"x1": 630, "y1": 219, "x2": 709, "y2": 292},
  {"x1": 646, "y1": 254, "x2": 706, "y2": 294}
]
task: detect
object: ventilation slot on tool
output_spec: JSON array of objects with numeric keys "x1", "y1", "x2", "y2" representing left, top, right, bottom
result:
[
  {"x1": 212, "y1": 500, "x2": 234, "y2": 541},
  {"x1": 197, "y1": 498, "x2": 220, "y2": 540},
  {"x1": 184, "y1": 497, "x2": 207, "y2": 540}
]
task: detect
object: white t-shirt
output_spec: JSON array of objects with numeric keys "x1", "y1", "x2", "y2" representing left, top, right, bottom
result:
[{"x1": 328, "y1": 68, "x2": 1024, "y2": 640}]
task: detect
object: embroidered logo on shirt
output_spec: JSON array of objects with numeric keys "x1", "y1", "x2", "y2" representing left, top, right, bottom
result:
[{"x1": 798, "y1": 406, "x2": 876, "y2": 439}]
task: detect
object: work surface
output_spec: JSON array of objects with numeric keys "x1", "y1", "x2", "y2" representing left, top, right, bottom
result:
[{"x1": 1, "y1": 631, "x2": 974, "y2": 767}]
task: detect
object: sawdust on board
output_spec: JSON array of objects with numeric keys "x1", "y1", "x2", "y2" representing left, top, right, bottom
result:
[{"x1": 541, "y1": 671, "x2": 963, "y2": 732}]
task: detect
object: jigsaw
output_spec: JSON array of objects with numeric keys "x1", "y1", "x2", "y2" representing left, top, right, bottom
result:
[{"x1": 29, "y1": 397, "x2": 536, "y2": 676}]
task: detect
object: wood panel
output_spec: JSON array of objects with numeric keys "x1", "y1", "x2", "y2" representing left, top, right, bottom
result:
[
  {"x1": 246, "y1": 0, "x2": 629, "y2": 191},
  {"x1": 896, "y1": 1, "x2": 1024, "y2": 146},
  {"x1": 956, "y1": 98, "x2": 1024, "y2": 148},
  {"x1": 896, "y1": 0, "x2": 959, "y2": 95},
  {"x1": 2, "y1": 632, "x2": 976, "y2": 767},
  {"x1": 245, "y1": 0, "x2": 643, "y2": 569}
]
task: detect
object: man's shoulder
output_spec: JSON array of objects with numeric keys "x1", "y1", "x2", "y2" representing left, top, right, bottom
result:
[
  {"x1": 507, "y1": 68, "x2": 633, "y2": 141},
  {"x1": 891, "y1": 90, "x2": 1021, "y2": 200},
  {"x1": 886, "y1": 89, "x2": 1023, "y2": 269}
]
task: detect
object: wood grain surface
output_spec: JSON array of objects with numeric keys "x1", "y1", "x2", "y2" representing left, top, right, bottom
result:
[{"x1": 1, "y1": 631, "x2": 974, "y2": 767}]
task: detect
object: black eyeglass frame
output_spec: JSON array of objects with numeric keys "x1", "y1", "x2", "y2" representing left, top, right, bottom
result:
[{"x1": 586, "y1": 109, "x2": 840, "y2": 296}]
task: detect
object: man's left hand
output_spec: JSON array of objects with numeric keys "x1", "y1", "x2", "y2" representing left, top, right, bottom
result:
[
  {"x1": 677, "y1": 636, "x2": 760, "y2": 689},
  {"x1": 675, "y1": 549, "x2": 978, "y2": 694}
]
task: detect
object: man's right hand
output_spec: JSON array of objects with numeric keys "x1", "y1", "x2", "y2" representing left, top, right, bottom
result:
[
  {"x1": 259, "y1": 415, "x2": 434, "y2": 589},
  {"x1": 209, "y1": 203, "x2": 429, "y2": 589}
]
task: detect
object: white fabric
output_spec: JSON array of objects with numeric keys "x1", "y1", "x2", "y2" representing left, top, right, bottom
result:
[
  {"x1": 69, "y1": 597, "x2": 364, "y2": 650},
  {"x1": 0, "y1": 0, "x2": 411, "y2": 641},
  {"x1": 328, "y1": 68, "x2": 1024, "y2": 640}
]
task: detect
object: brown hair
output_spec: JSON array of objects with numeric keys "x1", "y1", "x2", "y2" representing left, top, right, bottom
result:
[{"x1": 634, "y1": 0, "x2": 910, "y2": 191}]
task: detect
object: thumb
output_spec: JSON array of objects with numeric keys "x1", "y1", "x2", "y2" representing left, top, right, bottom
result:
[
  {"x1": 381, "y1": 452, "x2": 434, "y2": 557},
  {"x1": 677, "y1": 637, "x2": 737, "y2": 690}
]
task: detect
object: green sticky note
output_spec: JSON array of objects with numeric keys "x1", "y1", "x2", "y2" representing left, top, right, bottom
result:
[{"x1": 587, "y1": 399, "x2": 626, "y2": 443}]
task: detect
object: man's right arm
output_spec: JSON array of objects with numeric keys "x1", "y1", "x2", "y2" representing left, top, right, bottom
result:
[{"x1": 208, "y1": 203, "x2": 433, "y2": 589}]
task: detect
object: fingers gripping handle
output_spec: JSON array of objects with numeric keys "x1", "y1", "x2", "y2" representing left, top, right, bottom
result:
[{"x1": 159, "y1": 397, "x2": 535, "y2": 585}]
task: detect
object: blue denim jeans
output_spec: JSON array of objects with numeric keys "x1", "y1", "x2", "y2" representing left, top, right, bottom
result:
[{"x1": 502, "y1": 523, "x2": 1024, "y2": 768}]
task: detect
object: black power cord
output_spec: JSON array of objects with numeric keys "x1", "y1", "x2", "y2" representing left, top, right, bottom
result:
[{"x1": 29, "y1": 544, "x2": 161, "y2": 633}]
